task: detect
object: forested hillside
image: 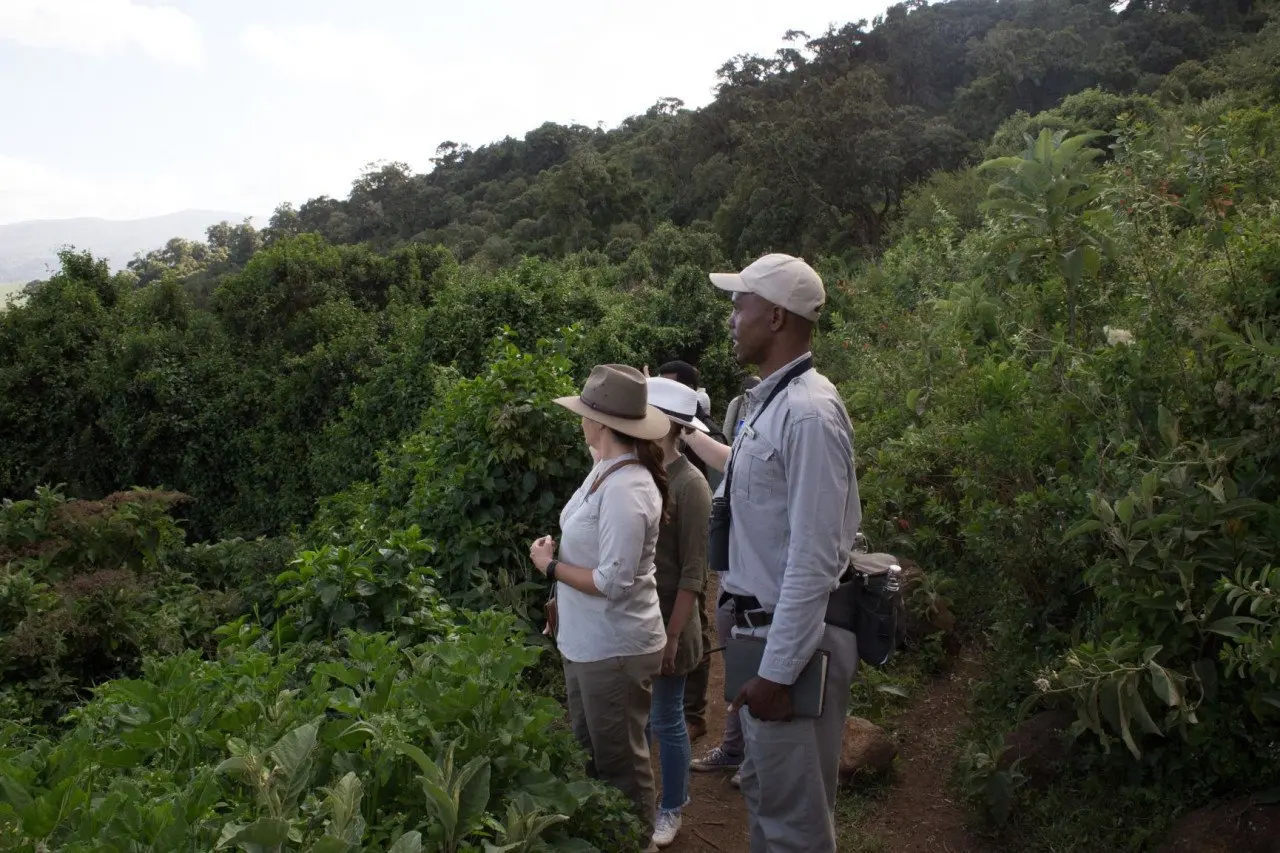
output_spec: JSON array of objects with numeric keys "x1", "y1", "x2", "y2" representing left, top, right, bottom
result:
[{"x1": 2, "y1": 0, "x2": 1279, "y2": 850}]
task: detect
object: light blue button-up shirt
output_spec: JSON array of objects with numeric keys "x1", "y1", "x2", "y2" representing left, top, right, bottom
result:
[{"x1": 718, "y1": 352, "x2": 862, "y2": 684}]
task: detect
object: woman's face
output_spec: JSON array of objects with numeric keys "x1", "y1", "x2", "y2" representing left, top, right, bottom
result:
[{"x1": 581, "y1": 417, "x2": 602, "y2": 454}]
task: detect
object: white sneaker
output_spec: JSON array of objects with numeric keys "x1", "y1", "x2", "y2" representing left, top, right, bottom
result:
[
  {"x1": 731, "y1": 770, "x2": 742, "y2": 788},
  {"x1": 652, "y1": 808, "x2": 682, "y2": 847}
]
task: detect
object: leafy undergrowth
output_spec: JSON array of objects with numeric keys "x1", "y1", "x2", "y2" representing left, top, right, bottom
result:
[
  {"x1": 0, "y1": 487, "x2": 290, "y2": 729},
  {"x1": 0, "y1": 610, "x2": 642, "y2": 852},
  {"x1": 820, "y1": 79, "x2": 1280, "y2": 849},
  {"x1": 0, "y1": 337, "x2": 651, "y2": 852}
]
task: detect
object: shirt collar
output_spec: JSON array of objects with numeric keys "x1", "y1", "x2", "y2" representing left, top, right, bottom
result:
[{"x1": 745, "y1": 351, "x2": 813, "y2": 405}]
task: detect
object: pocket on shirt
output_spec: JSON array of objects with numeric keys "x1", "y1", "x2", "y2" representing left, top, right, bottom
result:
[{"x1": 732, "y1": 436, "x2": 781, "y2": 504}]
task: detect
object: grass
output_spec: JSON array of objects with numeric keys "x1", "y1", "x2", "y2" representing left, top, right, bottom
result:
[{"x1": 836, "y1": 777, "x2": 894, "y2": 853}]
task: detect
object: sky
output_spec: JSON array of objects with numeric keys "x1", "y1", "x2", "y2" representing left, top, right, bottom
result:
[{"x1": 0, "y1": 0, "x2": 896, "y2": 225}]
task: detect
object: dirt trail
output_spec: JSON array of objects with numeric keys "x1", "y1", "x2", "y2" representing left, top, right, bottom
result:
[
  {"x1": 663, "y1": 576, "x2": 991, "y2": 853},
  {"x1": 857, "y1": 651, "x2": 992, "y2": 853},
  {"x1": 665, "y1": 573, "x2": 749, "y2": 853}
]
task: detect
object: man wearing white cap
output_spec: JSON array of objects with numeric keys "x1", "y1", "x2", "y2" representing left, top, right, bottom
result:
[{"x1": 683, "y1": 253, "x2": 861, "y2": 853}]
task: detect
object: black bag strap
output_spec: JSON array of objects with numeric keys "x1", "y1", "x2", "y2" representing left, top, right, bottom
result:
[{"x1": 722, "y1": 356, "x2": 814, "y2": 502}]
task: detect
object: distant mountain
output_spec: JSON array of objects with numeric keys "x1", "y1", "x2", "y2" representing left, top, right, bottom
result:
[{"x1": 0, "y1": 209, "x2": 252, "y2": 285}]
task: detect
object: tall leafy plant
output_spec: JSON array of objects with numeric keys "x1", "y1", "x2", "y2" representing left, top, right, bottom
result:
[{"x1": 979, "y1": 127, "x2": 1116, "y2": 344}]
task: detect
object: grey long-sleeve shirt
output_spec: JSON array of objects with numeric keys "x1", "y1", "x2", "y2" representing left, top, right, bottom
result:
[
  {"x1": 555, "y1": 453, "x2": 667, "y2": 664},
  {"x1": 718, "y1": 352, "x2": 862, "y2": 684}
]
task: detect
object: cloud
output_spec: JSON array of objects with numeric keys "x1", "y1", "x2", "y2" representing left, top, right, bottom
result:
[
  {"x1": 0, "y1": 153, "x2": 196, "y2": 223},
  {"x1": 0, "y1": 0, "x2": 203, "y2": 65},
  {"x1": 240, "y1": 23, "x2": 425, "y2": 95}
]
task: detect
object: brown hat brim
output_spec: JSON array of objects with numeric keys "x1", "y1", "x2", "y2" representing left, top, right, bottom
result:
[{"x1": 553, "y1": 396, "x2": 671, "y2": 441}]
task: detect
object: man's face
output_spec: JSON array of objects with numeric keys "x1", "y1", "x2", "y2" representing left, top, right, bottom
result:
[{"x1": 728, "y1": 292, "x2": 776, "y2": 366}]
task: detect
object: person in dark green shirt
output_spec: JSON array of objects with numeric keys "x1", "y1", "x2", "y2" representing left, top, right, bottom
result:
[
  {"x1": 645, "y1": 377, "x2": 712, "y2": 848},
  {"x1": 653, "y1": 360, "x2": 726, "y2": 741}
]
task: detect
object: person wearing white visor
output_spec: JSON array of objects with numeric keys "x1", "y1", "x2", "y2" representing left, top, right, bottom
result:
[{"x1": 643, "y1": 376, "x2": 712, "y2": 848}]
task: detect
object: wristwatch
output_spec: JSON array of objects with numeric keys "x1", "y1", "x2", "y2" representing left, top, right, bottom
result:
[{"x1": 546, "y1": 560, "x2": 559, "y2": 582}]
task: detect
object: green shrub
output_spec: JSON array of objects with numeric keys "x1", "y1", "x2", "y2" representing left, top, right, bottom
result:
[
  {"x1": 0, "y1": 488, "x2": 242, "y2": 727},
  {"x1": 0, "y1": 608, "x2": 642, "y2": 851},
  {"x1": 315, "y1": 329, "x2": 591, "y2": 628}
]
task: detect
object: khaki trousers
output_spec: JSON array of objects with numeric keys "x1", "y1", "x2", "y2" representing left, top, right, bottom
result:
[
  {"x1": 564, "y1": 651, "x2": 664, "y2": 839},
  {"x1": 735, "y1": 623, "x2": 858, "y2": 853}
]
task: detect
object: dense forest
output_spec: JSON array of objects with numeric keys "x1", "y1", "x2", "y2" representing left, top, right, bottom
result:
[{"x1": 2, "y1": 0, "x2": 1279, "y2": 850}]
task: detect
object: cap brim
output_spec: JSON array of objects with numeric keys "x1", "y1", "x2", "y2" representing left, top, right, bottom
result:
[
  {"x1": 709, "y1": 272, "x2": 749, "y2": 292},
  {"x1": 553, "y1": 396, "x2": 671, "y2": 442}
]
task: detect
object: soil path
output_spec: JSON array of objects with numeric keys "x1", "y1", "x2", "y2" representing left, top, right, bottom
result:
[
  {"x1": 857, "y1": 650, "x2": 992, "y2": 853},
  {"x1": 665, "y1": 573, "x2": 749, "y2": 853},
  {"x1": 663, "y1": 576, "x2": 991, "y2": 853}
]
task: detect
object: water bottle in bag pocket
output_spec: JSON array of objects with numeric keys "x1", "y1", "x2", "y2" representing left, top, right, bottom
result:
[{"x1": 849, "y1": 553, "x2": 904, "y2": 667}]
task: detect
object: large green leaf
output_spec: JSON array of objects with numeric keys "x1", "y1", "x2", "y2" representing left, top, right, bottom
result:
[
  {"x1": 387, "y1": 832, "x2": 424, "y2": 853},
  {"x1": 1148, "y1": 664, "x2": 1182, "y2": 708},
  {"x1": 311, "y1": 838, "x2": 355, "y2": 853},
  {"x1": 217, "y1": 817, "x2": 291, "y2": 852},
  {"x1": 456, "y1": 756, "x2": 493, "y2": 834},
  {"x1": 1125, "y1": 679, "x2": 1164, "y2": 738},
  {"x1": 1207, "y1": 615, "x2": 1263, "y2": 638},
  {"x1": 1052, "y1": 131, "x2": 1105, "y2": 168},
  {"x1": 1063, "y1": 519, "x2": 1103, "y2": 541},
  {"x1": 1058, "y1": 247, "x2": 1084, "y2": 286},
  {"x1": 269, "y1": 722, "x2": 319, "y2": 780}
]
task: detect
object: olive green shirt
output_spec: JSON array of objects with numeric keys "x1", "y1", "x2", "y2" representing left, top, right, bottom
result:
[{"x1": 654, "y1": 454, "x2": 711, "y2": 675}]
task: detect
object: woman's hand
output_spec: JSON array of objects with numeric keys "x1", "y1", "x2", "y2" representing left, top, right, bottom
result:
[
  {"x1": 529, "y1": 535, "x2": 556, "y2": 574},
  {"x1": 661, "y1": 634, "x2": 678, "y2": 675}
]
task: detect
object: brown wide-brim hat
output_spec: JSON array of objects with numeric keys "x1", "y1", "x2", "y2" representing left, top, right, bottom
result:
[{"x1": 555, "y1": 364, "x2": 671, "y2": 442}]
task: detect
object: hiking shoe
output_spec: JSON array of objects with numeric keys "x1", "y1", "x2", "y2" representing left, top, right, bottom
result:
[
  {"x1": 731, "y1": 770, "x2": 742, "y2": 788},
  {"x1": 685, "y1": 718, "x2": 707, "y2": 743},
  {"x1": 652, "y1": 809, "x2": 682, "y2": 848},
  {"x1": 690, "y1": 746, "x2": 742, "y2": 772}
]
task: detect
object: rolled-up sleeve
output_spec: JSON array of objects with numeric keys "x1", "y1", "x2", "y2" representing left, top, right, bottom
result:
[
  {"x1": 676, "y1": 477, "x2": 712, "y2": 594},
  {"x1": 758, "y1": 411, "x2": 856, "y2": 685},
  {"x1": 591, "y1": 483, "x2": 652, "y2": 599}
]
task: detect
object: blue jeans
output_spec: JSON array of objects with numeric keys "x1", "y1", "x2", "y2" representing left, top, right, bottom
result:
[{"x1": 649, "y1": 673, "x2": 690, "y2": 811}]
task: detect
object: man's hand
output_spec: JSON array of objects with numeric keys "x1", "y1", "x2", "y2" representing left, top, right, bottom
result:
[
  {"x1": 730, "y1": 676, "x2": 793, "y2": 722},
  {"x1": 661, "y1": 634, "x2": 678, "y2": 675}
]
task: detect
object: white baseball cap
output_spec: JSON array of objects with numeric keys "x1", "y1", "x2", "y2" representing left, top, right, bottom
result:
[{"x1": 709, "y1": 253, "x2": 825, "y2": 322}]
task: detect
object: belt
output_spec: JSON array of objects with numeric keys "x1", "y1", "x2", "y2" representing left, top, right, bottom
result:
[
  {"x1": 720, "y1": 590, "x2": 772, "y2": 628},
  {"x1": 720, "y1": 567, "x2": 859, "y2": 630},
  {"x1": 734, "y1": 607, "x2": 772, "y2": 629}
]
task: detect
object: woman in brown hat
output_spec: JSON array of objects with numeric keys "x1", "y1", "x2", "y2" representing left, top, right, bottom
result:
[{"x1": 528, "y1": 363, "x2": 671, "y2": 849}]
